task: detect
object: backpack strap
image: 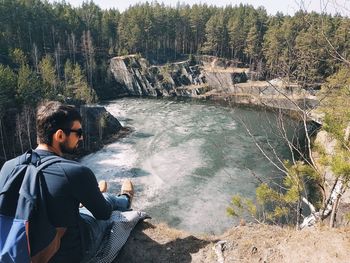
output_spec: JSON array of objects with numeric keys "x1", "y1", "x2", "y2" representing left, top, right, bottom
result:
[
  {"x1": 36, "y1": 155, "x2": 64, "y2": 171},
  {"x1": 18, "y1": 150, "x2": 67, "y2": 169},
  {"x1": 18, "y1": 149, "x2": 40, "y2": 166},
  {"x1": 0, "y1": 152, "x2": 67, "y2": 195}
]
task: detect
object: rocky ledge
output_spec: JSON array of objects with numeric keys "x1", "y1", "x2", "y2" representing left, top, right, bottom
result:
[
  {"x1": 72, "y1": 105, "x2": 128, "y2": 158},
  {"x1": 115, "y1": 221, "x2": 350, "y2": 263},
  {"x1": 109, "y1": 55, "x2": 318, "y2": 112}
]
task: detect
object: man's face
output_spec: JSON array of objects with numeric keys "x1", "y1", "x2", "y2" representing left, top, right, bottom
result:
[{"x1": 60, "y1": 120, "x2": 83, "y2": 154}]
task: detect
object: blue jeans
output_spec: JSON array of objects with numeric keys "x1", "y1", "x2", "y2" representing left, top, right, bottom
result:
[{"x1": 79, "y1": 193, "x2": 130, "y2": 262}]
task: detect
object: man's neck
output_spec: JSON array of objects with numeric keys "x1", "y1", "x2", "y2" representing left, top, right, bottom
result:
[{"x1": 36, "y1": 143, "x2": 63, "y2": 156}]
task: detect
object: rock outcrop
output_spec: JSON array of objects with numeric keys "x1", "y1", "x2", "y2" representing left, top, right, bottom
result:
[
  {"x1": 115, "y1": 221, "x2": 350, "y2": 263},
  {"x1": 109, "y1": 55, "x2": 318, "y2": 111},
  {"x1": 110, "y1": 55, "x2": 202, "y2": 97},
  {"x1": 80, "y1": 105, "x2": 122, "y2": 142},
  {"x1": 76, "y1": 105, "x2": 124, "y2": 155},
  {"x1": 312, "y1": 130, "x2": 350, "y2": 227}
]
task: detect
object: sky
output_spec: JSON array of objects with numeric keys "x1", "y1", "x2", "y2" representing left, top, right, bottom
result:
[{"x1": 48, "y1": 0, "x2": 350, "y2": 16}]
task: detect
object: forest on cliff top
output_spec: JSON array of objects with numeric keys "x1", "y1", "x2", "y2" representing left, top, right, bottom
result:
[{"x1": 1, "y1": 0, "x2": 350, "y2": 102}]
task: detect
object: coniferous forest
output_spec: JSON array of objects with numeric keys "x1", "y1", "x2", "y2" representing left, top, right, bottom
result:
[{"x1": 0, "y1": 0, "x2": 349, "y2": 162}]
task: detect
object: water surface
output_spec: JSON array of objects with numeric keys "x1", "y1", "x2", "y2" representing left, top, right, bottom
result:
[{"x1": 81, "y1": 98, "x2": 294, "y2": 234}]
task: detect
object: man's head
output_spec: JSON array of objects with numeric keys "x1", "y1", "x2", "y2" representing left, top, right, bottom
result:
[{"x1": 36, "y1": 101, "x2": 83, "y2": 154}]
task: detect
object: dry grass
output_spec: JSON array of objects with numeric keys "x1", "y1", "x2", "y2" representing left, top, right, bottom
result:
[{"x1": 117, "y1": 220, "x2": 350, "y2": 263}]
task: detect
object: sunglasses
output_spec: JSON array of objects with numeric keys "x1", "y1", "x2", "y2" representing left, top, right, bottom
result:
[{"x1": 69, "y1": 128, "x2": 83, "y2": 138}]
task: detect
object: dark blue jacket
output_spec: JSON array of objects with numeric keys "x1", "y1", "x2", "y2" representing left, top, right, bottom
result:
[{"x1": 0, "y1": 150, "x2": 112, "y2": 263}]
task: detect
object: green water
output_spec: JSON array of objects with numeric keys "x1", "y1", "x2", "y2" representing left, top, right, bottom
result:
[{"x1": 81, "y1": 98, "x2": 298, "y2": 234}]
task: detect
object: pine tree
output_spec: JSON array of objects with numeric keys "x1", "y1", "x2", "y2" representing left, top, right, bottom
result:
[
  {"x1": 17, "y1": 63, "x2": 42, "y2": 105},
  {"x1": 39, "y1": 55, "x2": 59, "y2": 99},
  {"x1": 245, "y1": 25, "x2": 259, "y2": 65},
  {"x1": 202, "y1": 12, "x2": 226, "y2": 56},
  {"x1": 263, "y1": 23, "x2": 285, "y2": 78},
  {"x1": 228, "y1": 16, "x2": 245, "y2": 59},
  {"x1": 72, "y1": 63, "x2": 96, "y2": 103},
  {"x1": 63, "y1": 59, "x2": 75, "y2": 98},
  {"x1": 0, "y1": 64, "x2": 16, "y2": 116}
]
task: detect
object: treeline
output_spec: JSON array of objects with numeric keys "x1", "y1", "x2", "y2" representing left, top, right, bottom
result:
[
  {"x1": 1, "y1": 1, "x2": 350, "y2": 100},
  {"x1": 0, "y1": 0, "x2": 350, "y2": 162},
  {"x1": 117, "y1": 3, "x2": 349, "y2": 84},
  {"x1": 2, "y1": 2, "x2": 350, "y2": 76}
]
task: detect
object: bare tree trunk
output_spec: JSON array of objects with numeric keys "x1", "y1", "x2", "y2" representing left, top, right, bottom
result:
[
  {"x1": 16, "y1": 113, "x2": 24, "y2": 153},
  {"x1": 72, "y1": 33, "x2": 77, "y2": 64},
  {"x1": 32, "y1": 43, "x2": 39, "y2": 73},
  {"x1": 330, "y1": 194, "x2": 341, "y2": 228},
  {"x1": 0, "y1": 119, "x2": 7, "y2": 161},
  {"x1": 301, "y1": 175, "x2": 346, "y2": 229},
  {"x1": 51, "y1": 25, "x2": 56, "y2": 49},
  {"x1": 41, "y1": 25, "x2": 47, "y2": 55},
  {"x1": 324, "y1": 177, "x2": 346, "y2": 218},
  {"x1": 82, "y1": 30, "x2": 95, "y2": 96},
  {"x1": 55, "y1": 43, "x2": 61, "y2": 80},
  {"x1": 28, "y1": 22, "x2": 32, "y2": 48},
  {"x1": 296, "y1": 197, "x2": 301, "y2": 230},
  {"x1": 25, "y1": 107, "x2": 32, "y2": 149}
]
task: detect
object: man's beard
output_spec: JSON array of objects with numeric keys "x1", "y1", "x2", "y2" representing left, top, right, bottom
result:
[{"x1": 59, "y1": 141, "x2": 78, "y2": 154}]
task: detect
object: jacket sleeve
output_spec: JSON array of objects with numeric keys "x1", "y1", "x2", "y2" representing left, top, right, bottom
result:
[{"x1": 62, "y1": 164, "x2": 112, "y2": 220}]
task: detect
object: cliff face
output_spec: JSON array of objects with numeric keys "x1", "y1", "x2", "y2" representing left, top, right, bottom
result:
[
  {"x1": 75, "y1": 106, "x2": 123, "y2": 156},
  {"x1": 312, "y1": 129, "x2": 350, "y2": 226},
  {"x1": 109, "y1": 55, "x2": 318, "y2": 111},
  {"x1": 110, "y1": 55, "x2": 202, "y2": 97}
]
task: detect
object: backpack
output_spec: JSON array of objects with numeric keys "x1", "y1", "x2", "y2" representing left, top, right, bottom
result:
[{"x1": 0, "y1": 150, "x2": 66, "y2": 263}]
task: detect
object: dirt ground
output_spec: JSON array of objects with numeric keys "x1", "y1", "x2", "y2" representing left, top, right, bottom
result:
[{"x1": 116, "y1": 220, "x2": 350, "y2": 263}]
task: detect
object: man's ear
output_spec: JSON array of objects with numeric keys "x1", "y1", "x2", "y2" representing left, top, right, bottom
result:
[{"x1": 54, "y1": 129, "x2": 66, "y2": 142}]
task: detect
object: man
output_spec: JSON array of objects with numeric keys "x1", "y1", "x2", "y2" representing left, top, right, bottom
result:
[{"x1": 1, "y1": 101, "x2": 134, "y2": 262}]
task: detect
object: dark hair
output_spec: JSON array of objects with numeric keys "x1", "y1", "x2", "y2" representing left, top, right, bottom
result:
[{"x1": 36, "y1": 101, "x2": 82, "y2": 145}]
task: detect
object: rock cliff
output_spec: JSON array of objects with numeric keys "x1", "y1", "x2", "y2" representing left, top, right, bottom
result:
[
  {"x1": 109, "y1": 55, "x2": 318, "y2": 111},
  {"x1": 312, "y1": 129, "x2": 350, "y2": 226},
  {"x1": 75, "y1": 105, "x2": 124, "y2": 156}
]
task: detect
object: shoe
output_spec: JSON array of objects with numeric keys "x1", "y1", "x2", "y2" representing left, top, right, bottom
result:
[
  {"x1": 98, "y1": 180, "x2": 108, "y2": 193},
  {"x1": 121, "y1": 179, "x2": 134, "y2": 204}
]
